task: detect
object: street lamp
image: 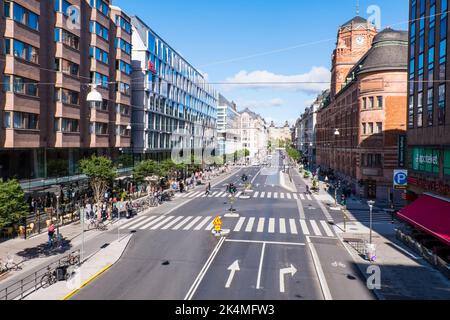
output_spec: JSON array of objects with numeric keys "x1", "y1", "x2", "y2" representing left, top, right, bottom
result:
[
  {"x1": 367, "y1": 200, "x2": 375, "y2": 244},
  {"x1": 86, "y1": 83, "x2": 103, "y2": 106}
]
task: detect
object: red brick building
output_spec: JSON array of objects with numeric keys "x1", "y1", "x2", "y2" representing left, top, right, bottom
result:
[{"x1": 316, "y1": 17, "x2": 408, "y2": 204}]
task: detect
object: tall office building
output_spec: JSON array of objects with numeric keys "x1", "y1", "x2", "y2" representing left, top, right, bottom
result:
[
  {"x1": 0, "y1": 0, "x2": 132, "y2": 184},
  {"x1": 216, "y1": 94, "x2": 241, "y2": 157},
  {"x1": 130, "y1": 16, "x2": 217, "y2": 162},
  {"x1": 405, "y1": 0, "x2": 450, "y2": 201}
]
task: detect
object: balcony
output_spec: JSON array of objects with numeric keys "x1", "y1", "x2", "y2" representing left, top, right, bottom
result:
[
  {"x1": 90, "y1": 34, "x2": 109, "y2": 53},
  {"x1": 55, "y1": 102, "x2": 80, "y2": 119},
  {"x1": 56, "y1": 72, "x2": 80, "y2": 93},
  {"x1": 90, "y1": 109, "x2": 109, "y2": 123},
  {"x1": 90, "y1": 59, "x2": 109, "y2": 76},
  {"x1": 55, "y1": 42, "x2": 80, "y2": 63},
  {"x1": 90, "y1": 134, "x2": 109, "y2": 148},
  {"x1": 4, "y1": 19, "x2": 40, "y2": 49},
  {"x1": 116, "y1": 113, "x2": 131, "y2": 125},
  {"x1": 4, "y1": 129, "x2": 40, "y2": 148},
  {"x1": 115, "y1": 48, "x2": 130, "y2": 62},
  {"x1": 4, "y1": 92, "x2": 40, "y2": 114},
  {"x1": 55, "y1": 12, "x2": 81, "y2": 38},
  {"x1": 55, "y1": 132, "x2": 81, "y2": 148},
  {"x1": 90, "y1": 9, "x2": 110, "y2": 29},
  {"x1": 115, "y1": 136, "x2": 131, "y2": 148},
  {"x1": 4, "y1": 55, "x2": 40, "y2": 81},
  {"x1": 115, "y1": 70, "x2": 131, "y2": 83},
  {"x1": 115, "y1": 91, "x2": 131, "y2": 105}
]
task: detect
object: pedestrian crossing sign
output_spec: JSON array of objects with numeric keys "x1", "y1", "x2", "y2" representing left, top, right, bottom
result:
[{"x1": 213, "y1": 216, "x2": 222, "y2": 232}]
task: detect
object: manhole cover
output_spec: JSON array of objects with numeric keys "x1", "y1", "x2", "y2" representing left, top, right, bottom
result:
[{"x1": 162, "y1": 261, "x2": 170, "y2": 266}]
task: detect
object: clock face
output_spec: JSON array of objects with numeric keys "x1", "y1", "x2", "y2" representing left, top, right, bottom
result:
[{"x1": 356, "y1": 36, "x2": 365, "y2": 46}]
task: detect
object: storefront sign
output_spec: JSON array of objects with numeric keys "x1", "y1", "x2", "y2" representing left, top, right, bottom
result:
[
  {"x1": 411, "y1": 147, "x2": 440, "y2": 174},
  {"x1": 409, "y1": 177, "x2": 450, "y2": 197},
  {"x1": 398, "y1": 135, "x2": 406, "y2": 168}
]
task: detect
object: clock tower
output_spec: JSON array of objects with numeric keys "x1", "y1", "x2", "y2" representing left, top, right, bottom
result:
[{"x1": 330, "y1": 16, "x2": 378, "y2": 98}]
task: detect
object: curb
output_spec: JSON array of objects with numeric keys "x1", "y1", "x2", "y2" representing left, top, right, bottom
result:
[{"x1": 62, "y1": 263, "x2": 113, "y2": 300}]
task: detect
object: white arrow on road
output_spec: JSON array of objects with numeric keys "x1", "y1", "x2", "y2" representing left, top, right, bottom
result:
[
  {"x1": 225, "y1": 260, "x2": 240, "y2": 289},
  {"x1": 279, "y1": 264, "x2": 297, "y2": 293}
]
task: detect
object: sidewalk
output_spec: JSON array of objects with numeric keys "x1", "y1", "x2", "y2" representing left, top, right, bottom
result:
[
  {"x1": 24, "y1": 234, "x2": 133, "y2": 300},
  {"x1": 333, "y1": 220, "x2": 450, "y2": 299},
  {"x1": 0, "y1": 166, "x2": 240, "y2": 285}
]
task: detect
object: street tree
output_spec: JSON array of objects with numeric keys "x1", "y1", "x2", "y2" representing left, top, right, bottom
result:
[
  {"x1": 133, "y1": 160, "x2": 160, "y2": 184},
  {"x1": 80, "y1": 155, "x2": 117, "y2": 206},
  {"x1": 0, "y1": 179, "x2": 29, "y2": 229}
]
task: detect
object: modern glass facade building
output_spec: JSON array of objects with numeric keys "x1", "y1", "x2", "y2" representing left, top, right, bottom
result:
[
  {"x1": 217, "y1": 94, "x2": 240, "y2": 156},
  {"x1": 130, "y1": 16, "x2": 217, "y2": 161},
  {"x1": 407, "y1": 0, "x2": 450, "y2": 200}
]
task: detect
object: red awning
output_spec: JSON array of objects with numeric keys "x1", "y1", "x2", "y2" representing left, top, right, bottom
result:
[{"x1": 397, "y1": 194, "x2": 450, "y2": 246}]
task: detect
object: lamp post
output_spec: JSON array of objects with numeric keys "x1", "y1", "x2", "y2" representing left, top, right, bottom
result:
[{"x1": 368, "y1": 200, "x2": 375, "y2": 244}]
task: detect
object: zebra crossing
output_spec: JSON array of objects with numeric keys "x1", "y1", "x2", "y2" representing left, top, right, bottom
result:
[
  {"x1": 179, "y1": 191, "x2": 315, "y2": 201},
  {"x1": 120, "y1": 215, "x2": 336, "y2": 238}
]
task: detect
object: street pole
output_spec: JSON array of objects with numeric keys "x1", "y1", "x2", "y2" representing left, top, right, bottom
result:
[{"x1": 368, "y1": 200, "x2": 375, "y2": 244}]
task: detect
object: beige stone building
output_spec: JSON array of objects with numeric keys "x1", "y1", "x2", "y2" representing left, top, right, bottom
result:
[{"x1": 268, "y1": 121, "x2": 291, "y2": 146}]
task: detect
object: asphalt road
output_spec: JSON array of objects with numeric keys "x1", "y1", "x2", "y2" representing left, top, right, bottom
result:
[{"x1": 72, "y1": 151, "x2": 375, "y2": 300}]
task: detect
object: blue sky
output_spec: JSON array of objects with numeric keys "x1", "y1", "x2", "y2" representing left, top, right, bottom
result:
[{"x1": 114, "y1": 0, "x2": 409, "y2": 126}]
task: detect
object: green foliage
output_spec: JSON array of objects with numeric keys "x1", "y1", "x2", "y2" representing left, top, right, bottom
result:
[
  {"x1": 0, "y1": 179, "x2": 29, "y2": 228},
  {"x1": 133, "y1": 160, "x2": 159, "y2": 184},
  {"x1": 286, "y1": 146, "x2": 301, "y2": 162},
  {"x1": 79, "y1": 155, "x2": 117, "y2": 205}
]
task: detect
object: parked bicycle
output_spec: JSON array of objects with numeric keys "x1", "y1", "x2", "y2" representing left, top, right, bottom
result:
[{"x1": 87, "y1": 218, "x2": 108, "y2": 231}]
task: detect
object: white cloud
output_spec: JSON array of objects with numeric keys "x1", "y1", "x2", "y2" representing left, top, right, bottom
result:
[
  {"x1": 223, "y1": 66, "x2": 330, "y2": 94},
  {"x1": 238, "y1": 98, "x2": 285, "y2": 109}
]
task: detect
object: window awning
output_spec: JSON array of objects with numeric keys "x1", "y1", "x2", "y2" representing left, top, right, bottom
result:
[{"x1": 397, "y1": 194, "x2": 450, "y2": 246}]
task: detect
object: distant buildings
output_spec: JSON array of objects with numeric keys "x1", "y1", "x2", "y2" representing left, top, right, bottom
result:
[
  {"x1": 216, "y1": 94, "x2": 241, "y2": 156},
  {"x1": 316, "y1": 17, "x2": 408, "y2": 204},
  {"x1": 239, "y1": 108, "x2": 269, "y2": 161},
  {"x1": 268, "y1": 121, "x2": 291, "y2": 144},
  {"x1": 294, "y1": 90, "x2": 329, "y2": 167}
]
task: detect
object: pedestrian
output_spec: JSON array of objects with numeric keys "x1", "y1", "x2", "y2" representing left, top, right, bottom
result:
[
  {"x1": 47, "y1": 222, "x2": 56, "y2": 248},
  {"x1": 205, "y1": 182, "x2": 211, "y2": 196}
]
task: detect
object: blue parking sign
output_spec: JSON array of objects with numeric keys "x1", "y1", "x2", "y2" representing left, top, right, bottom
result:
[{"x1": 393, "y1": 170, "x2": 408, "y2": 190}]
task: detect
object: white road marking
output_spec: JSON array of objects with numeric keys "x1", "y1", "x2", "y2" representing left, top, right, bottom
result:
[
  {"x1": 256, "y1": 243, "x2": 266, "y2": 290},
  {"x1": 297, "y1": 199, "x2": 305, "y2": 220},
  {"x1": 225, "y1": 260, "x2": 240, "y2": 289},
  {"x1": 245, "y1": 217, "x2": 255, "y2": 232},
  {"x1": 127, "y1": 216, "x2": 157, "y2": 229},
  {"x1": 279, "y1": 264, "x2": 297, "y2": 293},
  {"x1": 260, "y1": 192, "x2": 266, "y2": 198},
  {"x1": 307, "y1": 237, "x2": 333, "y2": 300},
  {"x1": 279, "y1": 218, "x2": 287, "y2": 234},
  {"x1": 253, "y1": 191, "x2": 259, "y2": 198},
  {"x1": 310, "y1": 220, "x2": 322, "y2": 236},
  {"x1": 149, "y1": 216, "x2": 175, "y2": 230},
  {"x1": 205, "y1": 221, "x2": 215, "y2": 231},
  {"x1": 172, "y1": 216, "x2": 194, "y2": 230},
  {"x1": 289, "y1": 219, "x2": 298, "y2": 235},
  {"x1": 215, "y1": 191, "x2": 224, "y2": 197},
  {"x1": 188, "y1": 191, "x2": 201, "y2": 198},
  {"x1": 320, "y1": 220, "x2": 334, "y2": 237},
  {"x1": 286, "y1": 193, "x2": 292, "y2": 199},
  {"x1": 119, "y1": 216, "x2": 148, "y2": 229},
  {"x1": 293, "y1": 193, "x2": 298, "y2": 200},
  {"x1": 161, "y1": 216, "x2": 184, "y2": 230},
  {"x1": 194, "y1": 217, "x2": 213, "y2": 231},
  {"x1": 268, "y1": 218, "x2": 275, "y2": 233},
  {"x1": 300, "y1": 194, "x2": 305, "y2": 200},
  {"x1": 280, "y1": 193, "x2": 285, "y2": 199},
  {"x1": 267, "y1": 192, "x2": 272, "y2": 199},
  {"x1": 274, "y1": 192, "x2": 279, "y2": 199},
  {"x1": 140, "y1": 215, "x2": 167, "y2": 230},
  {"x1": 257, "y1": 218, "x2": 265, "y2": 233},
  {"x1": 299, "y1": 219, "x2": 310, "y2": 235},
  {"x1": 234, "y1": 217, "x2": 246, "y2": 232},
  {"x1": 183, "y1": 216, "x2": 203, "y2": 230},
  {"x1": 235, "y1": 191, "x2": 242, "y2": 198},
  {"x1": 185, "y1": 237, "x2": 226, "y2": 300},
  {"x1": 225, "y1": 239, "x2": 305, "y2": 246},
  {"x1": 306, "y1": 195, "x2": 312, "y2": 201}
]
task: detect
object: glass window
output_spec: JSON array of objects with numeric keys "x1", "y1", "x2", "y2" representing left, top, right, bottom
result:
[
  {"x1": 3, "y1": 38, "x2": 10, "y2": 55},
  {"x1": 13, "y1": 112, "x2": 38, "y2": 130},
  {"x1": 3, "y1": 75, "x2": 11, "y2": 92},
  {"x1": 438, "y1": 84, "x2": 446, "y2": 125},
  {"x1": 3, "y1": 112, "x2": 11, "y2": 128},
  {"x1": 417, "y1": 92, "x2": 423, "y2": 127},
  {"x1": 377, "y1": 96, "x2": 383, "y2": 108},
  {"x1": 368, "y1": 123, "x2": 373, "y2": 134},
  {"x1": 444, "y1": 149, "x2": 450, "y2": 175},
  {"x1": 12, "y1": 76, "x2": 38, "y2": 97},
  {"x1": 427, "y1": 88, "x2": 434, "y2": 126},
  {"x1": 4, "y1": 1, "x2": 10, "y2": 17},
  {"x1": 376, "y1": 122, "x2": 382, "y2": 134},
  {"x1": 61, "y1": 118, "x2": 79, "y2": 133},
  {"x1": 13, "y1": 3, "x2": 38, "y2": 30},
  {"x1": 13, "y1": 40, "x2": 39, "y2": 63}
]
